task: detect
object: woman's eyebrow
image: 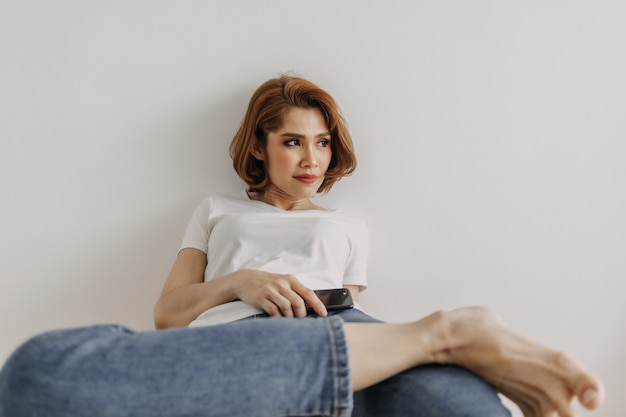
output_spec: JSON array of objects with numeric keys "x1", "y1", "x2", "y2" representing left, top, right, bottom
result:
[{"x1": 279, "y1": 132, "x2": 331, "y2": 138}]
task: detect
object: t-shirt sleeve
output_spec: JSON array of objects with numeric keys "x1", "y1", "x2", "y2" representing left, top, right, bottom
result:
[
  {"x1": 342, "y1": 219, "x2": 369, "y2": 290},
  {"x1": 179, "y1": 197, "x2": 214, "y2": 254}
]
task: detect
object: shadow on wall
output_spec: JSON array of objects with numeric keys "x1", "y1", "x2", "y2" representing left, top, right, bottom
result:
[
  {"x1": 78, "y1": 86, "x2": 256, "y2": 325},
  {"x1": 7, "y1": 86, "x2": 254, "y2": 345},
  {"x1": 170, "y1": 86, "x2": 253, "y2": 197}
]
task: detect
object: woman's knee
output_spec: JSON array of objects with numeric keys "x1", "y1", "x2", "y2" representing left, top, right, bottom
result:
[
  {"x1": 0, "y1": 325, "x2": 132, "y2": 416},
  {"x1": 0, "y1": 331, "x2": 64, "y2": 415},
  {"x1": 353, "y1": 364, "x2": 511, "y2": 417}
]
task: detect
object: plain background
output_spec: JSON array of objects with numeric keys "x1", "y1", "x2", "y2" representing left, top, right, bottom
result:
[{"x1": 1, "y1": 1, "x2": 624, "y2": 415}]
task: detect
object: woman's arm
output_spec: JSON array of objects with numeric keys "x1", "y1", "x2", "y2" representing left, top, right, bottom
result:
[
  {"x1": 154, "y1": 248, "x2": 328, "y2": 329},
  {"x1": 343, "y1": 285, "x2": 362, "y2": 302},
  {"x1": 154, "y1": 248, "x2": 236, "y2": 329}
]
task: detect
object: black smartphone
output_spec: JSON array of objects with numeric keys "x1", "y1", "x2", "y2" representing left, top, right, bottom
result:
[{"x1": 306, "y1": 288, "x2": 354, "y2": 312}]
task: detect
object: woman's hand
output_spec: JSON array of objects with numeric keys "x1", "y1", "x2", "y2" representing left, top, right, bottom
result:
[
  {"x1": 232, "y1": 270, "x2": 327, "y2": 318},
  {"x1": 155, "y1": 250, "x2": 327, "y2": 328}
]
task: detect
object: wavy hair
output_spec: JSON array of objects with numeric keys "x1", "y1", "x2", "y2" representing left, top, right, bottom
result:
[{"x1": 229, "y1": 75, "x2": 357, "y2": 193}]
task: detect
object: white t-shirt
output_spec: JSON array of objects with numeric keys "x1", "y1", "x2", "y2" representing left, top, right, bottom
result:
[{"x1": 181, "y1": 190, "x2": 369, "y2": 327}]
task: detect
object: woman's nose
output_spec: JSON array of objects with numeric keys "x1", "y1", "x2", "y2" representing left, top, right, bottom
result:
[{"x1": 301, "y1": 147, "x2": 318, "y2": 168}]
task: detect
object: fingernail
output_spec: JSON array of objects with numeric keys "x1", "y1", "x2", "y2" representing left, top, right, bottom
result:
[{"x1": 581, "y1": 388, "x2": 597, "y2": 404}]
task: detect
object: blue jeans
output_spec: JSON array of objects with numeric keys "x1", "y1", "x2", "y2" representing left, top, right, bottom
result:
[{"x1": 0, "y1": 311, "x2": 511, "y2": 417}]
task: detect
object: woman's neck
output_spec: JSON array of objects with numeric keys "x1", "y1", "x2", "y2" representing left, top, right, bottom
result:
[{"x1": 249, "y1": 189, "x2": 323, "y2": 211}]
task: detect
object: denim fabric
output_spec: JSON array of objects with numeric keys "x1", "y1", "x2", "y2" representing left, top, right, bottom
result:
[
  {"x1": 333, "y1": 309, "x2": 512, "y2": 417},
  {"x1": 0, "y1": 317, "x2": 352, "y2": 417},
  {"x1": 0, "y1": 310, "x2": 512, "y2": 417}
]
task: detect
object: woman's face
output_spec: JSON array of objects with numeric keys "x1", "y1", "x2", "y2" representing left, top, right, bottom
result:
[{"x1": 253, "y1": 107, "x2": 332, "y2": 201}]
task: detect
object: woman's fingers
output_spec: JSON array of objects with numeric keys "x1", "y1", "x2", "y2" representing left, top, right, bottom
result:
[
  {"x1": 277, "y1": 277, "x2": 327, "y2": 318},
  {"x1": 290, "y1": 280, "x2": 327, "y2": 318},
  {"x1": 267, "y1": 292, "x2": 296, "y2": 317},
  {"x1": 256, "y1": 274, "x2": 326, "y2": 318}
]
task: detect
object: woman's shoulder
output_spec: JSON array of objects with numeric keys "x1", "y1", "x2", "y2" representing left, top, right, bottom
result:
[{"x1": 319, "y1": 207, "x2": 369, "y2": 235}]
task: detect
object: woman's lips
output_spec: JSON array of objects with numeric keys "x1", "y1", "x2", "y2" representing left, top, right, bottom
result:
[{"x1": 294, "y1": 175, "x2": 318, "y2": 184}]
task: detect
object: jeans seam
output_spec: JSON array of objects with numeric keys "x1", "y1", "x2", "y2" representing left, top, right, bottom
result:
[{"x1": 325, "y1": 316, "x2": 352, "y2": 417}]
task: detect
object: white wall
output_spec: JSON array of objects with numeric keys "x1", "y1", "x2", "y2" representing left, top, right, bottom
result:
[{"x1": 1, "y1": 1, "x2": 624, "y2": 415}]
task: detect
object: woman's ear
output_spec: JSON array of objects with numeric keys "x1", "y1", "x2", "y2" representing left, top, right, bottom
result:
[{"x1": 250, "y1": 140, "x2": 265, "y2": 161}]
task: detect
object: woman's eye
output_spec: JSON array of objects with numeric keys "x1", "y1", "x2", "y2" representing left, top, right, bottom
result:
[
  {"x1": 319, "y1": 139, "x2": 330, "y2": 147},
  {"x1": 284, "y1": 139, "x2": 299, "y2": 146}
]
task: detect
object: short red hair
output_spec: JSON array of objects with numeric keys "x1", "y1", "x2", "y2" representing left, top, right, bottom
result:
[{"x1": 230, "y1": 75, "x2": 357, "y2": 193}]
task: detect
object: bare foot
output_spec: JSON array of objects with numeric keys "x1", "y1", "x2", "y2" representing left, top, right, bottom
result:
[{"x1": 439, "y1": 306, "x2": 605, "y2": 417}]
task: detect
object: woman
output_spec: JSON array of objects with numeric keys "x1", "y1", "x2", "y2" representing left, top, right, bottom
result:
[
  {"x1": 153, "y1": 76, "x2": 364, "y2": 329},
  {"x1": 0, "y1": 76, "x2": 604, "y2": 417}
]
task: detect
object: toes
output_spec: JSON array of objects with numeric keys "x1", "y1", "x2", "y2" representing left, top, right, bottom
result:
[
  {"x1": 552, "y1": 350, "x2": 605, "y2": 410},
  {"x1": 578, "y1": 384, "x2": 605, "y2": 410}
]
